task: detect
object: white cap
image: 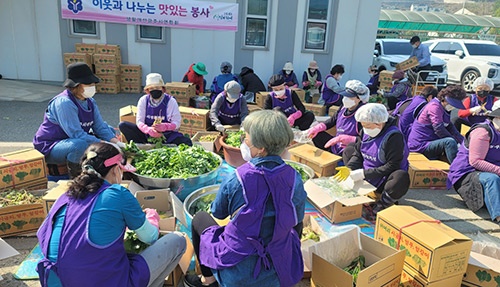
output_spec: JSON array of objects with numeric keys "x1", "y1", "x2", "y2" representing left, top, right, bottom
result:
[
  {"x1": 145, "y1": 73, "x2": 164, "y2": 89},
  {"x1": 345, "y1": 80, "x2": 370, "y2": 103},
  {"x1": 283, "y1": 62, "x2": 294, "y2": 71},
  {"x1": 355, "y1": 103, "x2": 389, "y2": 123},
  {"x1": 473, "y1": 77, "x2": 494, "y2": 91},
  {"x1": 224, "y1": 80, "x2": 241, "y2": 99}
]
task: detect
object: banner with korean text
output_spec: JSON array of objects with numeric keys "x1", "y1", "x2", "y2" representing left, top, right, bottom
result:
[{"x1": 61, "y1": 0, "x2": 238, "y2": 31}]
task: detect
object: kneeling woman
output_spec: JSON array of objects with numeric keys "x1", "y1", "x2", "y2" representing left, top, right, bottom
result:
[
  {"x1": 184, "y1": 110, "x2": 307, "y2": 287},
  {"x1": 37, "y1": 142, "x2": 186, "y2": 287},
  {"x1": 447, "y1": 102, "x2": 500, "y2": 223}
]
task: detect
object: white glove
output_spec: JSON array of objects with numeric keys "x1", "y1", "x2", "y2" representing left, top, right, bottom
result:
[
  {"x1": 115, "y1": 141, "x2": 126, "y2": 149},
  {"x1": 377, "y1": 89, "x2": 385, "y2": 96},
  {"x1": 469, "y1": 106, "x2": 482, "y2": 115},
  {"x1": 215, "y1": 124, "x2": 225, "y2": 132},
  {"x1": 349, "y1": 169, "x2": 364, "y2": 182}
]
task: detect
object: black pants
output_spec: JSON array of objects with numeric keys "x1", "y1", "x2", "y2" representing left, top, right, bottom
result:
[
  {"x1": 387, "y1": 97, "x2": 399, "y2": 111},
  {"x1": 325, "y1": 97, "x2": 343, "y2": 116},
  {"x1": 118, "y1": 121, "x2": 193, "y2": 146},
  {"x1": 192, "y1": 211, "x2": 218, "y2": 277},
  {"x1": 312, "y1": 131, "x2": 333, "y2": 151},
  {"x1": 294, "y1": 111, "x2": 315, "y2": 131}
]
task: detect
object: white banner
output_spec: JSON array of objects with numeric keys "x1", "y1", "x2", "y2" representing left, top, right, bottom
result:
[{"x1": 61, "y1": 0, "x2": 238, "y2": 31}]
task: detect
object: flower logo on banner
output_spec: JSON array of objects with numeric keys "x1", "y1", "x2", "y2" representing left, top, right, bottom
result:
[{"x1": 67, "y1": 0, "x2": 83, "y2": 14}]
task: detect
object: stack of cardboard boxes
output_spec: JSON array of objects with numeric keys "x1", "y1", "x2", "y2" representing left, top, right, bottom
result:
[
  {"x1": 165, "y1": 82, "x2": 197, "y2": 107},
  {"x1": 120, "y1": 64, "x2": 143, "y2": 94},
  {"x1": 408, "y1": 153, "x2": 450, "y2": 189}
]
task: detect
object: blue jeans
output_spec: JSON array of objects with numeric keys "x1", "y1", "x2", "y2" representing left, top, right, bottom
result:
[
  {"x1": 45, "y1": 138, "x2": 90, "y2": 164},
  {"x1": 479, "y1": 172, "x2": 500, "y2": 221},
  {"x1": 423, "y1": 137, "x2": 458, "y2": 163}
]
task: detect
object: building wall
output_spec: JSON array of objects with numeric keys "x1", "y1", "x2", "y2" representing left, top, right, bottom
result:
[{"x1": 0, "y1": 0, "x2": 382, "y2": 90}]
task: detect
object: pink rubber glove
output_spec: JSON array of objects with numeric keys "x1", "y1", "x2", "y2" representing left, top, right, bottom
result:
[
  {"x1": 138, "y1": 123, "x2": 163, "y2": 138},
  {"x1": 287, "y1": 110, "x2": 302, "y2": 126},
  {"x1": 144, "y1": 208, "x2": 160, "y2": 230},
  {"x1": 324, "y1": 134, "x2": 356, "y2": 148},
  {"x1": 308, "y1": 123, "x2": 327, "y2": 138},
  {"x1": 154, "y1": 122, "x2": 176, "y2": 132},
  {"x1": 315, "y1": 81, "x2": 322, "y2": 88},
  {"x1": 302, "y1": 81, "x2": 310, "y2": 88}
]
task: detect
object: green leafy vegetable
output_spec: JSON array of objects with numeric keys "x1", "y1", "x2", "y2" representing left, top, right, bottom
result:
[
  {"x1": 189, "y1": 193, "x2": 216, "y2": 216},
  {"x1": 147, "y1": 135, "x2": 166, "y2": 149},
  {"x1": 286, "y1": 162, "x2": 310, "y2": 181},
  {"x1": 343, "y1": 255, "x2": 365, "y2": 284},
  {"x1": 0, "y1": 189, "x2": 43, "y2": 208},
  {"x1": 224, "y1": 131, "x2": 245, "y2": 148},
  {"x1": 301, "y1": 226, "x2": 320, "y2": 242},
  {"x1": 199, "y1": 135, "x2": 218, "y2": 142}
]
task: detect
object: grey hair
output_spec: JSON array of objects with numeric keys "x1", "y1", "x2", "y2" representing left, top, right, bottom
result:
[{"x1": 242, "y1": 110, "x2": 293, "y2": 156}]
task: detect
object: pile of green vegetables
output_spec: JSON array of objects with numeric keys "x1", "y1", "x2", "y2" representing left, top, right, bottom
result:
[
  {"x1": 286, "y1": 162, "x2": 310, "y2": 182},
  {"x1": 0, "y1": 189, "x2": 43, "y2": 208},
  {"x1": 224, "y1": 130, "x2": 245, "y2": 148},
  {"x1": 124, "y1": 231, "x2": 165, "y2": 254},
  {"x1": 343, "y1": 255, "x2": 366, "y2": 284},
  {"x1": 189, "y1": 193, "x2": 217, "y2": 216},
  {"x1": 301, "y1": 226, "x2": 320, "y2": 242},
  {"x1": 199, "y1": 135, "x2": 218, "y2": 142},
  {"x1": 132, "y1": 144, "x2": 220, "y2": 179}
]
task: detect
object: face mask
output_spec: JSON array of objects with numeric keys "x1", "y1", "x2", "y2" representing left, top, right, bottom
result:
[
  {"x1": 412, "y1": 44, "x2": 418, "y2": 48},
  {"x1": 240, "y1": 142, "x2": 253, "y2": 161},
  {"x1": 227, "y1": 96, "x2": 238, "y2": 103},
  {"x1": 150, "y1": 90, "x2": 163, "y2": 99},
  {"x1": 285, "y1": 70, "x2": 291, "y2": 75},
  {"x1": 82, "y1": 86, "x2": 96, "y2": 98},
  {"x1": 309, "y1": 69, "x2": 316, "y2": 74},
  {"x1": 363, "y1": 127, "x2": 381, "y2": 138},
  {"x1": 477, "y1": 90, "x2": 488, "y2": 98},
  {"x1": 336, "y1": 75, "x2": 342, "y2": 81},
  {"x1": 444, "y1": 104, "x2": 454, "y2": 112},
  {"x1": 493, "y1": 118, "x2": 500, "y2": 130},
  {"x1": 342, "y1": 97, "x2": 356, "y2": 109},
  {"x1": 274, "y1": 90, "x2": 286, "y2": 98}
]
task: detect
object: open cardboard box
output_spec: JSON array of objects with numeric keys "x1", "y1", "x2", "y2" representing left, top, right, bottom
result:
[
  {"x1": 375, "y1": 205, "x2": 472, "y2": 282},
  {"x1": 462, "y1": 251, "x2": 500, "y2": 287},
  {"x1": 301, "y1": 214, "x2": 329, "y2": 278},
  {"x1": 191, "y1": 131, "x2": 221, "y2": 153},
  {"x1": 311, "y1": 232, "x2": 405, "y2": 287},
  {"x1": 304, "y1": 179, "x2": 375, "y2": 223}
]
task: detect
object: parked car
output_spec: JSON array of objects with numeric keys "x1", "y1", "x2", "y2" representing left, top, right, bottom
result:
[
  {"x1": 372, "y1": 39, "x2": 448, "y2": 89},
  {"x1": 423, "y1": 39, "x2": 500, "y2": 92}
]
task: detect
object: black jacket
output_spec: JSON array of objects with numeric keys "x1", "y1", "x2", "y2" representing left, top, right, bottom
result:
[{"x1": 240, "y1": 67, "x2": 266, "y2": 94}]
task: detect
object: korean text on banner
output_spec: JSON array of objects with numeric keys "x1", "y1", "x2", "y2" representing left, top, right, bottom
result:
[{"x1": 61, "y1": 0, "x2": 239, "y2": 31}]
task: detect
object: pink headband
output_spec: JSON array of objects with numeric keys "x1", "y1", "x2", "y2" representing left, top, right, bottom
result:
[{"x1": 104, "y1": 154, "x2": 136, "y2": 172}]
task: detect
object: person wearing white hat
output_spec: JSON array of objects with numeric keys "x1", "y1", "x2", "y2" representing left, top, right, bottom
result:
[
  {"x1": 119, "y1": 73, "x2": 192, "y2": 146},
  {"x1": 308, "y1": 79, "x2": 368, "y2": 155},
  {"x1": 302, "y1": 60, "x2": 322, "y2": 103},
  {"x1": 448, "y1": 100, "x2": 500, "y2": 223},
  {"x1": 278, "y1": 61, "x2": 299, "y2": 88},
  {"x1": 209, "y1": 61, "x2": 240, "y2": 103},
  {"x1": 334, "y1": 103, "x2": 410, "y2": 221},
  {"x1": 209, "y1": 80, "x2": 249, "y2": 132}
]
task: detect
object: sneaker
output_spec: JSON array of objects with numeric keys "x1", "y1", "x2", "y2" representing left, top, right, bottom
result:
[
  {"x1": 183, "y1": 274, "x2": 219, "y2": 287},
  {"x1": 363, "y1": 201, "x2": 393, "y2": 222}
]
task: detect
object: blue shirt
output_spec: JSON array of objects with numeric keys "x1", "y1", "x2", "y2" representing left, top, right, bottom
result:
[
  {"x1": 210, "y1": 155, "x2": 306, "y2": 287},
  {"x1": 410, "y1": 44, "x2": 431, "y2": 67}
]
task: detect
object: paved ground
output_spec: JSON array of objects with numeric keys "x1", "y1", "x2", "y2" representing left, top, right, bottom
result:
[{"x1": 0, "y1": 79, "x2": 499, "y2": 286}]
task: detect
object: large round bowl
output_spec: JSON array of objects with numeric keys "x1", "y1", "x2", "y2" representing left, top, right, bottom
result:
[
  {"x1": 219, "y1": 135, "x2": 246, "y2": 168},
  {"x1": 284, "y1": 159, "x2": 315, "y2": 181},
  {"x1": 130, "y1": 151, "x2": 222, "y2": 201},
  {"x1": 183, "y1": 184, "x2": 220, "y2": 227}
]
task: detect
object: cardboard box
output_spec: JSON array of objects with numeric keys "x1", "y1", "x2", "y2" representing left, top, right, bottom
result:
[
  {"x1": 93, "y1": 53, "x2": 120, "y2": 66},
  {"x1": 379, "y1": 70, "x2": 395, "y2": 91},
  {"x1": 291, "y1": 88, "x2": 306, "y2": 102},
  {"x1": 179, "y1": 126, "x2": 207, "y2": 138},
  {"x1": 74, "y1": 43, "x2": 97, "y2": 54},
  {"x1": 408, "y1": 159, "x2": 449, "y2": 189},
  {"x1": 98, "y1": 74, "x2": 120, "y2": 85},
  {"x1": 248, "y1": 104, "x2": 262, "y2": 114},
  {"x1": 120, "y1": 64, "x2": 142, "y2": 76},
  {"x1": 303, "y1": 103, "x2": 326, "y2": 116},
  {"x1": 401, "y1": 266, "x2": 464, "y2": 287},
  {"x1": 288, "y1": 144, "x2": 341, "y2": 177},
  {"x1": 96, "y1": 82, "x2": 120, "y2": 94},
  {"x1": 0, "y1": 149, "x2": 47, "y2": 190},
  {"x1": 375, "y1": 205, "x2": 472, "y2": 282},
  {"x1": 0, "y1": 202, "x2": 46, "y2": 237},
  {"x1": 396, "y1": 56, "x2": 419, "y2": 71},
  {"x1": 165, "y1": 82, "x2": 196, "y2": 100},
  {"x1": 179, "y1": 106, "x2": 211, "y2": 130},
  {"x1": 191, "y1": 132, "x2": 220, "y2": 152},
  {"x1": 42, "y1": 180, "x2": 72, "y2": 214},
  {"x1": 121, "y1": 84, "x2": 143, "y2": 94},
  {"x1": 255, "y1": 91, "x2": 269, "y2": 108},
  {"x1": 63, "y1": 52, "x2": 92, "y2": 68},
  {"x1": 311, "y1": 232, "x2": 406, "y2": 287},
  {"x1": 94, "y1": 65, "x2": 120, "y2": 75},
  {"x1": 408, "y1": 152, "x2": 428, "y2": 162},
  {"x1": 301, "y1": 214, "x2": 329, "y2": 277},
  {"x1": 119, "y1": 105, "x2": 138, "y2": 124},
  {"x1": 462, "y1": 251, "x2": 500, "y2": 287},
  {"x1": 120, "y1": 74, "x2": 142, "y2": 85},
  {"x1": 304, "y1": 179, "x2": 375, "y2": 223},
  {"x1": 311, "y1": 94, "x2": 320, "y2": 104},
  {"x1": 10, "y1": 177, "x2": 48, "y2": 191},
  {"x1": 95, "y1": 44, "x2": 121, "y2": 56},
  {"x1": 327, "y1": 105, "x2": 340, "y2": 117}
]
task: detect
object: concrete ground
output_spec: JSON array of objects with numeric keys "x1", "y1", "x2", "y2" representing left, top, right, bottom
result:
[{"x1": 0, "y1": 79, "x2": 499, "y2": 286}]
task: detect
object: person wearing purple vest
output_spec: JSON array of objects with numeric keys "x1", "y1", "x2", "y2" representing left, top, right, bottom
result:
[
  {"x1": 335, "y1": 103, "x2": 410, "y2": 221},
  {"x1": 119, "y1": 73, "x2": 192, "y2": 146},
  {"x1": 392, "y1": 86, "x2": 438, "y2": 141},
  {"x1": 407, "y1": 85, "x2": 467, "y2": 163},
  {"x1": 320, "y1": 64, "x2": 345, "y2": 115},
  {"x1": 452, "y1": 77, "x2": 498, "y2": 131},
  {"x1": 183, "y1": 110, "x2": 306, "y2": 287},
  {"x1": 209, "y1": 80, "x2": 249, "y2": 133},
  {"x1": 37, "y1": 142, "x2": 186, "y2": 287},
  {"x1": 264, "y1": 74, "x2": 315, "y2": 131},
  {"x1": 308, "y1": 80, "x2": 369, "y2": 154},
  {"x1": 447, "y1": 101, "x2": 500, "y2": 223},
  {"x1": 33, "y1": 62, "x2": 122, "y2": 178},
  {"x1": 378, "y1": 69, "x2": 412, "y2": 110}
]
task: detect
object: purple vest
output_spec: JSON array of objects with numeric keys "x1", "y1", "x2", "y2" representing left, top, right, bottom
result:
[
  {"x1": 36, "y1": 183, "x2": 149, "y2": 287},
  {"x1": 407, "y1": 98, "x2": 450, "y2": 153},
  {"x1": 271, "y1": 89, "x2": 296, "y2": 117},
  {"x1": 466, "y1": 94, "x2": 494, "y2": 125},
  {"x1": 144, "y1": 94, "x2": 183, "y2": 143},
  {"x1": 33, "y1": 90, "x2": 94, "y2": 155},
  {"x1": 398, "y1": 95, "x2": 427, "y2": 141},
  {"x1": 200, "y1": 162, "x2": 303, "y2": 287},
  {"x1": 331, "y1": 105, "x2": 361, "y2": 155},
  {"x1": 447, "y1": 121, "x2": 500, "y2": 188},
  {"x1": 218, "y1": 92, "x2": 243, "y2": 125},
  {"x1": 361, "y1": 126, "x2": 409, "y2": 187},
  {"x1": 321, "y1": 75, "x2": 340, "y2": 104}
]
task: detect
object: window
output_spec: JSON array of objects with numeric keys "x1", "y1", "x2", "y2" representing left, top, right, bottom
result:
[
  {"x1": 304, "y1": 0, "x2": 329, "y2": 51},
  {"x1": 244, "y1": 0, "x2": 270, "y2": 48},
  {"x1": 431, "y1": 42, "x2": 450, "y2": 54},
  {"x1": 70, "y1": 20, "x2": 98, "y2": 36},
  {"x1": 137, "y1": 25, "x2": 165, "y2": 43}
]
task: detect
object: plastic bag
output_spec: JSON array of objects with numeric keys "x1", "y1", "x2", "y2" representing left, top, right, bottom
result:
[
  {"x1": 292, "y1": 128, "x2": 312, "y2": 144},
  {"x1": 310, "y1": 225, "x2": 361, "y2": 268},
  {"x1": 469, "y1": 231, "x2": 500, "y2": 260}
]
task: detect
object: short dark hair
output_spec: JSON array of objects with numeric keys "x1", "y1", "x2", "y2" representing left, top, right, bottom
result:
[
  {"x1": 330, "y1": 64, "x2": 345, "y2": 75},
  {"x1": 420, "y1": 86, "x2": 438, "y2": 98},
  {"x1": 437, "y1": 85, "x2": 466, "y2": 102},
  {"x1": 410, "y1": 36, "x2": 420, "y2": 44}
]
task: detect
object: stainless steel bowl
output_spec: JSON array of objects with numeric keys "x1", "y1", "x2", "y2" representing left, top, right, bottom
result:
[
  {"x1": 284, "y1": 159, "x2": 315, "y2": 181},
  {"x1": 183, "y1": 185, "x2": 220, "y2": 224}
]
